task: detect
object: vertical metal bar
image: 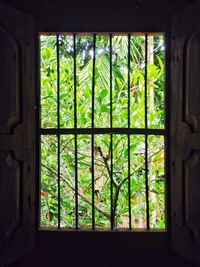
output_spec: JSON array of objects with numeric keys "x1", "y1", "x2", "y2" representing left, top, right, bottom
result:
[
  {"x1": 56, "y1": 34, "x2": 61, "y2": 229},
  {"x1": 110, "y1": 33, "x2": 114, "y2": 229},
  {"x1": 164, "y1": 33, "x2": 169, "y2": 231},
  {"x1": 110, "y1": 34, "x2": 113, "y2": 130},
  {"x1": 37, "y1": 34, "x2": 41, "y2": 229},
  {"x1": 91, "y1": 34, "x2": 96, "y2": 128},
  {"x1": 164, "y1": 135, "x2": 167, "y2": 230},
  {"x1": 127, "y1": 33, "x2": 131, "y2": 230},
  {"x1": 110, "y1": 135, "x2": 113, "y2": 229},
  {"x1": 145, "y1": 33, "x2": 150, "y2": 230},
  {"x1": 73, "y1": 33, "x2": 78, "y2": 230},
  {"x1": 91, "y1": 34, "x2": 96, "y2": 230}
]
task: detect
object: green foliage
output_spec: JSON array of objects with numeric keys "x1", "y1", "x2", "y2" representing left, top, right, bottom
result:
[{"x1": 40, "y1": 34, "x2": 166, "y2": 230}]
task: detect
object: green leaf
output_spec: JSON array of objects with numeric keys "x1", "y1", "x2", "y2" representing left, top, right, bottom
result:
[{"x1": 101, "y1": 104, "x2": 109, "y2": 113}]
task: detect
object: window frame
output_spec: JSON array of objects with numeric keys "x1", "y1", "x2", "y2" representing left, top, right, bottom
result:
[
  {"x1": 35, "y1": 23, "x2": 171, "y2": 249},
  {"x1": 38, "y1": 32, "x2": 168, "y2": 232}
]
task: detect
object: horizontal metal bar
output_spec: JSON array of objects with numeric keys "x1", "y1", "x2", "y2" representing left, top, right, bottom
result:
[
  {"x1": 40, "y1": 128, "x2": 165, "y2": 135},
  {"x1": 40, "y1": 32, "x2": 164, "y2": 37}
]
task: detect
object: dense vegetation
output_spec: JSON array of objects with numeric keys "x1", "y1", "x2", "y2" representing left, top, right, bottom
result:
[{"x1": 40, "y1": 34, "x2": 165, "y2": 230}]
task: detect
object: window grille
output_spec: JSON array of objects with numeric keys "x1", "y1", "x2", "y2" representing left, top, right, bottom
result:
[{"x1": 39, "y1": 33, "x2": 166, "y2": 230}]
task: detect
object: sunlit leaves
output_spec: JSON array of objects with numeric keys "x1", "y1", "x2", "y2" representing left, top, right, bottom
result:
[
  {"x1": 147, "y1": 35, "x2": 165, "y2": 129},
  {"x1": 40, "y1": 36, "x2": 57, "y2": 128},
  {"x1": 60, "y1": 35, "x2": 75, "y2": 128},
  {"x1": 41, "y1": 135, "x2": 58, "y2": 227},
  {"x1": 40, "y1": 33, "x2": 166, "y2": 230},
  {"x1": 148, "y1": 135, "x2": 166, "y2": 229}
]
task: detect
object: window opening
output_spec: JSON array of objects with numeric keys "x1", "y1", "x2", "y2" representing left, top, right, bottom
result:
[{"x1": 39, "y1": 33, "x2": 166, "y2": 230}]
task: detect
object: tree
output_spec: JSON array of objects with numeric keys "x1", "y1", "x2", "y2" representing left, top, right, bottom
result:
[{"x1": 40, "y1": 34, "x2": 165, "y2": 230}]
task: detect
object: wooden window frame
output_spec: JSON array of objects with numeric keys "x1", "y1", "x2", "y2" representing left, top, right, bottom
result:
[{"x1": 35, "y1": 30, "x2": 171, "y2": 249}]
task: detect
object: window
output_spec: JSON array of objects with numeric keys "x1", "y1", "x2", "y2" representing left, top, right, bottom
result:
[
  {"x1": 39, "y1": 33, "x2": 166, "y2": 230},
  {"x1": 3, "y1": 1, "x2": 200, "y2": 265}
]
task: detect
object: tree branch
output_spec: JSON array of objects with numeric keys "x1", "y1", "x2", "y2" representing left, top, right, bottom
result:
[
  {"x1": 97, "y1": 146, "x2": 119, "y2": 188},
  {"x1": 41, "y1": 163, "x2": 111, "y2": 220}
]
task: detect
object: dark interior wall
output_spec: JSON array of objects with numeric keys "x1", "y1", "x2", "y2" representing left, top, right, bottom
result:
[
  {"x1": 0, "y1": 0, "x2": 197, "y2": 32},
  {"x1": 0, "y1": 0, "x2": 198, "y2": 266},
  {"x1": 0, "y1": 0, "x2": 197, "y2": 15}
]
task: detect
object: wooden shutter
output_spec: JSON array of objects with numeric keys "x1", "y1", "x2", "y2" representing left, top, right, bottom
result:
[
  {"x1": 171, "y1": 1, "x2": 200, "y2": 265},
  {"x1": 0, "y1": 3, "x2": 35, "y2": 266}
]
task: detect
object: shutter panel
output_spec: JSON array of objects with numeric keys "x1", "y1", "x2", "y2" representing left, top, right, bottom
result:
[
  {"x1": 171, "y1": 1, "x2": 200, "y2": 265},
  {"x1": 0, "y1": 3, "x2": 35, "y2": 266}
]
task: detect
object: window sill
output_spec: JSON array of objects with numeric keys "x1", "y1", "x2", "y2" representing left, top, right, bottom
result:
[{"x1": 37, "y1": 230, "x2": 169, "y2": 250}]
